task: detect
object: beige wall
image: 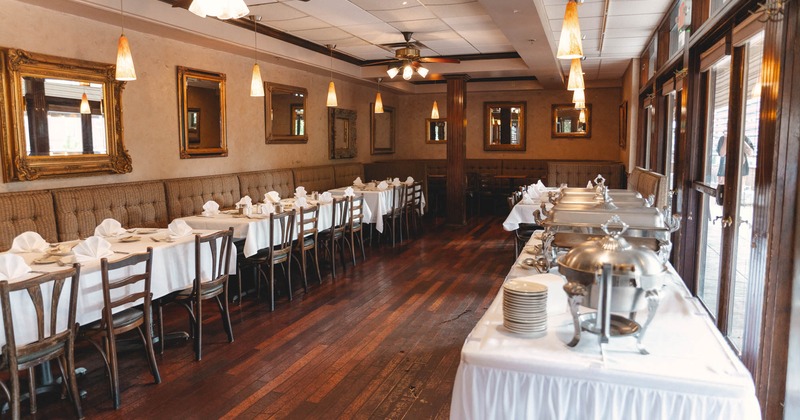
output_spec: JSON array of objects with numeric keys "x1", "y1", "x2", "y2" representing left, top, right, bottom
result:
[
  {"x1": 620, "y1": 59, "x2": 640, "y2": 170},
  {"x1": 392, "y1": 87, "x2": 623, "y2": 161}
]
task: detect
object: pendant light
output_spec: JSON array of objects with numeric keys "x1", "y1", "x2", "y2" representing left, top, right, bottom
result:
[
  {"x1": 574, "y1": 100, "x2": 586, "y2": 110},
  {"x1": 115, "y1": 0, "x2": 136, "y2": 81},
  {"x1": 431, "y1": 100, "x2": 440, "y2": 119},
  {"x1": 189, "y1": 0, "x2": 249, "y2": 20},
  {"x1": 374, "y1": 78, "x2": 384, "y2": 114},
  {"x1": 326, "y1": 45, "x2": 337, "y2": 107},
  {"x1": 567, "y1": 58, "x2": 585, "y2": 90},
  {"x1": 80, "y1": 92, "x2": 91, "y2": 114},
  {"x1": 250, "y1": 16, "x2": 264, "y2": 97},
  {"x1": 572, "y1": 88, "x2": 585, "y2": 104},
  {"x1": 557, "y1": 0, "x2": 584, "y2": 59}
]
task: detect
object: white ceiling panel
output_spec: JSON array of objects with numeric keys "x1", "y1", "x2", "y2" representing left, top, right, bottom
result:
[
  {"x1": 264, "y1": 16, "x2": 329, "y2": 32},
  {"x1": 421, "y1": 39, "x2": 479, "y2": 55},
  {"x1": 389, "y1": 18, "x2": 451, "y2": 33},
  {"x1": 286, "y1": 0, "x2": 383, "y2": 27},
  {"x1": 340, "y1": 45, "x2": 397, "y2": 60},
  {"x1": 604, "y1": 27, "x2": 652, "y2": 38},
  {"x1": 290, "y1": 27, "x2": 355, "y2": 43},
  {"x1": 606, "y1": 14, "x2": 663, "y2": 29},
  {"x1": 248, "y1": 3, "x2": 305, "y2": 20},
  {"x1": 348, "y1": 0, "x2": 417, "y2": 11},
  {"x1": 420, "y1": 0, "x2": 478, "y2": 5},
  {"x1": 427, "y1": 3, "x2": 488, "y2": 19},
  {"x1": 549, "y1": 16, "x2": 604, "y2": 32},
  {"x1": 414, "y1": 29, "x2": 462, "y2": 41},
  {"x1": 369, "y1": 6, "x2": 438, "y2": 22},
  {"x1": 610, "y1": 0, "x2": 672, "y2": 16}
]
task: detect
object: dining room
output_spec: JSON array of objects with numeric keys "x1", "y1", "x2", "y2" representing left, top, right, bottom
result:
[{"x1": 0, "y1": 0, "x2": 798, "y2": 418}]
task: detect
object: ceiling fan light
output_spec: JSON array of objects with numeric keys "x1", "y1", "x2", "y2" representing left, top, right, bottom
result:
[
  {"x1": 402, "y1": 64, "x2": 413, "y2": 80},
  {"x1": 567, "y1": 58, "x2": 585, "y2": 90},
  {"x1": 416, "y1": 66, "x2": 429, "y2": 78},
  {"x1": 375, "y1": 92, "x2": 384, "y2": 114},
  {"x1": 572, "y1": 88, "x2": 585, "y2": 103},
  {"x1": 557, "y1": 0, "x2": 584, "y2": 59},
  {"x1": 115, "y1": 34, "x2": 137, "y2": 81},
  {"x1": 386, "y1": 67, "x2": 400, "y2": 78},
  {"x1": 189, "y1": 0, "x2": 249, "y2": 20},
  {"x1": 80, "y1": 92, "x2": 91, "y2": 114},
  {"x1": 431, "y1": 100, "x2": 439, "y2": 119},
  {"x1": 250, "y1": 63, "x2": 264, "y2": 97},
  {"x1": 327, "y1": 81, "x2": 338, "y2": 107}
]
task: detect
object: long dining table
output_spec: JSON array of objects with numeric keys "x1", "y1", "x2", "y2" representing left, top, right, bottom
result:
[
  {"x1": 1, "y1": 228, "x2": 237, "y2": 348},
  {"x1": 450, "y1": 235, "x2": 761, "y2": 420},
  {"x1": 328, "y1": 184, "x2": 425, "y2": 234}
]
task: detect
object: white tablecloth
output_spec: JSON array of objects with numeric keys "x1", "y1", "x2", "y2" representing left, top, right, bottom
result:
[
  {"x1": 450, "y1": 240, "x2": 761, "y2": 420},
  {"x1": 1, "y1": 229, "x2": 237, "y2": 347},
  {"x1": 502, "y1": 200, "x2": 551, "y2": 232},
  {"x1": 328, "y1": 185, "x2": 425, "y2": 234}
]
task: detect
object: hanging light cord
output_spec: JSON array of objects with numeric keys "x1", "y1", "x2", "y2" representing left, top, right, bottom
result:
[
  {"x1": 253, "y1": 17, "x2": 258, "y2": 63},
  {"x1": 329, "y1": 46, "x2": 334, "y2": 80},
  {"x1": 120, "y1": 0, "x2": 125, "y2": 34}
]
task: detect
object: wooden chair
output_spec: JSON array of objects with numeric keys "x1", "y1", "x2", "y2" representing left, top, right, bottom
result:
[
  {"x1": 345, "y1": 196, "x2": 366, "y2": 265},
  {"x1": 507, "y1": 195, "x2": 542, "y2": 257},
  {"x1": 404, "y1": 181, "x2": 424, "y2": 238},
  {"x1": 319, "y1": 197, "x2": 349, "y2": 279},
  {"x1": 159, "y1": 229, "x2": 235, "y2": 360},
  {"x1": 253, "y1": 211, "x2": 296, "y2": 311},
  {"x1": 82, "y1": 249, "x2": 160, "y2": 408},
  {"x1": 0, "y1": 265, "x2": 83, "y2": 420},
  {"x1": 293, "y1": 204, "x2": 322, "y2": 286},
  {"x1": 382, "y1": 184, "x2": 406, "y2": 247}
]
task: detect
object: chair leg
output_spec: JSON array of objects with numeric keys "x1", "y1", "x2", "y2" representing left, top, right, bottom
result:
[
  {"x1": 193, "y1": 299, "x2": 202, "y2": 361},
  {"x1": 330, "y1": 237, "x2": 337, "y2": 279},
  {"x1": 157, "y1": 301, "x2": 165, "y2": 355},
  {"x1": 313, "y1": 246, "x2": 322, "y2": 285},
  {"x1": 349, "y1": 233, "x2": 357, "y2": 266},
  {"x1": 107, "y1": 334, "x2": 121, "y2": 408},
  {"x1": 269, "y1": 264, "x2": 276, "y2": 311},
  {"x1": 8, "y1": 367, "x2": 20, "y2": 420},
  {"x1": 217, "y1": 294, "x2": 234, "y2": 343},
  {"x1": 300, "y1": 248, "x2": 308, "y2": 291},
  {"x1": 140, "y1": 310, "x2": 161, "y2": 383},
  {"x1": 358, "y1": 230, "x2": 366, "y2": 262},
  {"x1": 27, "y1": 367, "x2": 36, "y2": 414},
  {"x1": 286, "y1": 260, "x2": 293, "y2": 302},
  {"x1": 61, "y1": 350, "x2": 83, "y2": 419}
]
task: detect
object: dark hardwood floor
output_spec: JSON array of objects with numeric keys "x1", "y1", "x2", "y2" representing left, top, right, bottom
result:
[{"x1": 31, "y1": 215, "x2": 513, "y2": 419}]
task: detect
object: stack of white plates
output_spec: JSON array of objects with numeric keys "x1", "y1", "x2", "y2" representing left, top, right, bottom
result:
[{"x1": 503, "y1": 279, "x2": 548, "y2": 335}]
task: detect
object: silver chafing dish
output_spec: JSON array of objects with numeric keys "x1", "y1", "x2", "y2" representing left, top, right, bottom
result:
[{"x1": 557, "y1": 216, "x2": 668, "y2": 355}]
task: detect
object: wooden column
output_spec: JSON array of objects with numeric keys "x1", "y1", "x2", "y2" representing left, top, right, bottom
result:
[{"x1": 445, "y1": 74, "x2": 469, "y2": 225}]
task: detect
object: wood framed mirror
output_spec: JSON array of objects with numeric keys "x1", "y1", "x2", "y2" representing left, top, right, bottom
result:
[
  {"x1": 370, "y1": 105, "x2": 395, "y2": 154},
  {"x1": 484, "y1": 102, "x2": 526, "y2": 151},
  {"x1": 329, "y1": 108, "x2": 356, "y2": 159},
  {"x1": 265, "y1": 82, "x2": 308, "y2": 144},
  {"x1": 552, "y1": 103, "x2": 591, "y2": 138},
  {"x1": 0, "y1": 47, "x2": 131, "y2": 181},
  {"x1": 425, "y1": 118, "x2": 447, "y2": 144},
  {"x1": 178, "y1": 66, "x2": 227, "y2": 158}
]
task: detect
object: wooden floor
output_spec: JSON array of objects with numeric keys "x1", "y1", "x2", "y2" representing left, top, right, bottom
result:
[{"x1": 33, "y1": 215, "x2": 514, "y2": 419}]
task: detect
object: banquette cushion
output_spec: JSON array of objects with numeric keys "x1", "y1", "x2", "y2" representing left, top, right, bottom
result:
[
  {"x1": 164, "y1": 174, "x2": 240, "y2": 220},
  {"x1": 293, "y1": 165, "x2": 336, "y2": 193},
  {"x1": 238, "y1": 169, "x2": 295, "y2": 202},
  {"x1": 0, "y1": 191, "x2": 59, "y2": 251}
]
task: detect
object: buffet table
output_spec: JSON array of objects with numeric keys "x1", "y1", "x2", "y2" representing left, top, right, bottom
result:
[{"x1": 450, "y1": 240, "x2": 761, "y2": 420}]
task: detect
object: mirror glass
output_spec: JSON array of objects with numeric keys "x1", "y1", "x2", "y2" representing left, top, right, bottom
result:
[
  {"x1": 370, "y1": 105, "x2": 395, "y2": 154},
  {"x1": 484, "y1": 101, "x2": 526, "y2": 151},
  {"x1": 265, "y1": 82, "x2": 308, "y2": 144},
  {"x1": 329, "y1": 108, "x2": 357, "y2": 159},
  {"x1": 0, "y1": 47, "x2": 130, "y2": 181},
  {"x1": 552, "y1": 103, "x2": 591, "y2": 138},
  {"x1": 425, "y1": 118, "x2": 447, "y2": 144},
  {"x1": 178, "y1": 66, "x2": 227, "y2": 158}
]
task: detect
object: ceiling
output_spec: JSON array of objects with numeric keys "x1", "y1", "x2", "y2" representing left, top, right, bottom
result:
[{"x1": 22, "y1": 0, "x2": 674, "y2": 90}]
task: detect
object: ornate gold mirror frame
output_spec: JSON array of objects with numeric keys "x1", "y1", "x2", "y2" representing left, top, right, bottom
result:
[
  {"x1": 177, "y1": 66, "x2": 227, "y2": 158},
  {"x1": 265, "y1": 82, "x2": 308, "y2": 144},
  {"x1": 0, "y1": 47, "x2": 131, "y2": 181}
]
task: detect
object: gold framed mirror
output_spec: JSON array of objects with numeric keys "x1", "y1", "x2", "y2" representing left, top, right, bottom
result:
[
  {"x1": 484, "y1": 101, "x2": 526, "y2": 151},
  {"x1": 552, "y1": 103, "x2": 591, "y2": 138},
  {"x1": 329, "y1": 108, "x2": 356, "y2": 159},
  {"x1": 178, "y1": 66, "x2": 227, "y2": 158},
  {"x1": 265, "y1": 82, "x2": 308, "y2": 144},
  {"x1": 0, "y1": 47, "x2": 131, "y2": 181},
  {"x1": 425, "y1": 118, "x2": 447, "y2": 144},
  {"x1": 370, "y1": 105, "x2": 395, "y2": 154}
]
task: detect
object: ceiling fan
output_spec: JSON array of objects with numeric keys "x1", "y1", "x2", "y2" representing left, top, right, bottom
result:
[{"x1": 373, "y1": 32, "x2": 460, "y2": 80}]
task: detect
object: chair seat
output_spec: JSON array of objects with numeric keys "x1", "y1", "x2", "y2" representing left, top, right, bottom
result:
[
  {"x1": 301, "y1": 236, "x2": 316, "y2": 248},
  {"x1": 1, "y1": 343, "x2": 65, "y2": 367},
  {"x1": 86, "y1": 307, "x2": 144, "y2": 330},
  {"x1": 176, "y1": 281, "x2": 224, "y2": 298}
]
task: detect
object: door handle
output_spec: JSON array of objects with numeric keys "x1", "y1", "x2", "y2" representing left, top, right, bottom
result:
[{"x1": 721, "y1": 216, "x2": 733, "y2": 228}]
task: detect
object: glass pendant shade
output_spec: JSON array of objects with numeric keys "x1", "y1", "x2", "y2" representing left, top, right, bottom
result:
[
  {"x1": 567, "y1": 58, "x2": 585, "y2": 91},
  {"x1": 416, "y1": 66, "x2": 429, "y2": 78},
  {"x1": 579, "y1": 109, "x2": 586, "y2": 123},
  {"x1": 574, "y1": 100, "x2": 586, "y2": 109},
  {"x1": 250, "y1": 63, "x2": 264, "y2": 97},
  {"x1": 387, "y1": 67, "x2": 400, "y2": 78},
  {"x1": 374, "y1": 92, "x2": 384, "y2": 113},
  {"x1": 431, "y1": 101, "x2": 440, "y2": 119},
  {"x1": 80, "y1": 93, "x2": 91, "y2": 114},
  {"x1": 557, "y1": 0, "x2": 584, "y2": 59},
  {"x1": 115, "y1": 34, "x2": 137, "y2": 81},
  {"x1": 572, "y1": 88, "x2": 585, "y2": 103},
  {"x1": 189, "y1": 0, "x2": 249, "y2": 20},
  {"x1": 327, "y1": 81, "x2": 338, "y2": 107},
  {"x1": 402, "y1": 64, "x2": 413, "y2": 80}
]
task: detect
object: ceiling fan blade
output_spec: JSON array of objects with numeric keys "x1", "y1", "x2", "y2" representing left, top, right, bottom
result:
[
  {"x1": 368, "y1": 59, "x2": 401, "y2": 66},
  {"x1": 419, "y1": 57, "x2": 460, "y2": 64}
]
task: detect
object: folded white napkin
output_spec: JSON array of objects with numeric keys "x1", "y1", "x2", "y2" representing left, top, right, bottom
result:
[
  {"x1": 405, "y1": 176, "x2": 415, "y2": 186},
  {"x1": 536, "y1": 180, "x2": 547, "y2": 192},
  {"x1": 0, "y1": 254, "x2": 31, "y2": 280},
  {"x1": 377, "y1": 181, "x2": 389, "y2": 190},
  {"x1": 73, "y1": 236, "x2": 114, "y2": 263},
  {"x1": 319, "y1": 191, "x2": 333, "y2": 203},
  {"x1": 236, "y1": 195, "x2": 253, "y2": 207},
  {"x1": 519, "y1": 192, "x2": 535, "y2": 205},
  {"x1": 353, "y1": 177, "x2": 364, "y2": 187},
  {"x1": 295, "y1": 186, "x2": 307, "y2": 198},
  {"x1": 391, "y1": 177, "x2": 402, "y2": 187},
  {"x1": 344, "y1": 187, "x2": 355, "y2": 197},
  {"x1": 294, "y1": 196, "x2": 308, "y2": 209},
  {"x1": 586, "y1": 180, "x2": 594, "y2": 188},
  {"x1": 168, "y1": 219, "x2": 193, "y2": 239},
  {"x1": 265, "y1": 191, "x2": 281, "y2": 203},
  {"x1": 202, "y1": 200, "x2": 220, "y2": 217},
  {"x1": 94, "y1": 218, "x2": 126, "y2": 237},
  {"x1": 9, "y1": 231, "x2": 49, "y2": 253}
]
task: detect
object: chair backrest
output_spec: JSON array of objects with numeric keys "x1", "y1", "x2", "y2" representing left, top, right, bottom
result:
[
  {"x1": 390, "y1": 184, "x2": 406, "y2": 215},
  {"x1": 269, "y1": 210, "x2": 296, "y2": 257},
  {"x1": 507, "y1": 195, "x2": 516, "y2": 212},
  {"x1": 413, "y1": 181, "x2": 424, "y2": 212},
  {"x1": 348, "y1": 196, "x2": 364, "y2": 230},
  {"x1": 99, "y1": 248, "x2": 154, "y2": 331},
  {"x1": 331, "y1": 197, "x2": 350, "y2": 234},
  {"x1": 404, "y1": 183, "x2": 415, "y2": 211},
  {"x1": 297, "y1": 205, "x2": 320, "y2": 241},
  {"x1": 193, "y1": 228, "x2": 234, "y2": 296},
  {"x1": 0, "y1": 264, "x2": 81, "y2": 366}
]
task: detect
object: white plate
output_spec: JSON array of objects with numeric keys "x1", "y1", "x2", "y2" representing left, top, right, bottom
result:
[{"x1": 504, "y1": 279, "x2": 548, "y2": 294}]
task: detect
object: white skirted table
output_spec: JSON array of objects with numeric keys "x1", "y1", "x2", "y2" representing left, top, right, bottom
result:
[{"x1": 450, "y1": 241, "x2": 761, "y2": 420}]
